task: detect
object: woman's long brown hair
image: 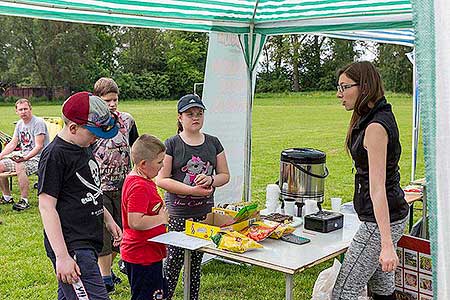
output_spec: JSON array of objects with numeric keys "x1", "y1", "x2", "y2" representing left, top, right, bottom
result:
[{"x1": 338, "y1": 61, "x2": 385, "y2": 152}]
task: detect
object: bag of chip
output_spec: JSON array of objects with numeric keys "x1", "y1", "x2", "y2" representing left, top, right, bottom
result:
[
  {"x1": 211, "y1": 231, "x2": 263, "y2": 253},
  {"x1": 269, "y1": 222, "x2": 296, "y2": 239},
  {"x1": 233, "y1": 203, "x2": 258, "y2": 222},
  {"x1": 220, "y1": 203, "x2": 259, "y2": 227},
  {"x1": 241, "y1": 221, "x2": 279, "y2": 242}
]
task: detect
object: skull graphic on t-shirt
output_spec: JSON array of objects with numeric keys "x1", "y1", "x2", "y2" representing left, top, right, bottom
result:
[
  {"x1": 76, "y1": 159, "x2": 102, "y2": 205},
  {"x1": 89, "y1": 160, "x2": 100, "y2": 187}
]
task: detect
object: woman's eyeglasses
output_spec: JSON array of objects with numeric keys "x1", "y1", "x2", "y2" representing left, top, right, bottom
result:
[
  {"x1": 336, "y1": 83, "x2": 359, "y2": 93},
  {"x1": 81, "y1": 113, "x2": 118, "y2": 132}
]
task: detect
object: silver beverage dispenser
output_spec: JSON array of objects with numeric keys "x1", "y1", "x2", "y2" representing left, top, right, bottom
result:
[{"x1": 279, "y1": 148, "x2": 329, "y2": 217}]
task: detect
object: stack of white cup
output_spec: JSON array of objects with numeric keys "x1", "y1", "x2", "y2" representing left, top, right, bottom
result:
[
  {"x1": 303, "y1": 199, "x2": 320, "y2": 217},
  {"x1": 284, "y1": 201, "x2": 296, "y2": 216},
  {"x1": 265, "y1": 184, "x2": 280, "y2": 213}
]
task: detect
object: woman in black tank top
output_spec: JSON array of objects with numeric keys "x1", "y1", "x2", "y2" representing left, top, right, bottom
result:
[{"x1": 331, "y1": 61, "x2": 408, "y2": 300}]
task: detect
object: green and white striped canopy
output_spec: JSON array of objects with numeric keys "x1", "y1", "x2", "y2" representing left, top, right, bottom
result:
[{"x1": 0, "y1": 0, "x2": 412, "y2": 35}]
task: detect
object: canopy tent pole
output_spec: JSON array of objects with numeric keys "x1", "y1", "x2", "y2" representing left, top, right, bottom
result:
[
  {"x1": 243, "y1": 23, "x2": 255, "y2": 203},
  {"x1": 411, "y1": 54, "x2": 419, "y2": 182},
  {"x1": 406, "y1": 50, "x2": 419, "y2": 182},
  {"x1": 243, "y1": 0, "x2": 260, "y2": 202}
]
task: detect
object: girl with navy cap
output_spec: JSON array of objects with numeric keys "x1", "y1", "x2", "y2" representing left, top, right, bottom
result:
[{"x1": 156, "y1": 94, "x2": 230, "y2": 300}]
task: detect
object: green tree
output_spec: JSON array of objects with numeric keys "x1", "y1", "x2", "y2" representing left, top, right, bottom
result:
[
  {"x1": 320, "y1": 39, "x2": 360, "y2": 90},
  {"x1": 375, "y1": 44, "x2": 413, "y2": 93},
  {"x1": 165, "y1": 31, "x2": 208, "y2": 98},
  {"x1": 256, "y1": 35, "x2": 292, "y2": 93},
  {"x1": 298, "y1": 35, "x2": 327, "y2": 91},
  {"x1": 0, "y1": 16, "x2": 116, "y2": 93},
  {"x1": 117, "y1": 28, "x2": 168, "y2": 75},
  {"x1": 257, "y1": 35, "x2": 356, "y2": 92}
]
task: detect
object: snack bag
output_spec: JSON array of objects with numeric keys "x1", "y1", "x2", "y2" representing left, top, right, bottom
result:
[
  {"x1": 241, "y1": 221, "x2": 279, "y2": 242},
  {"x1": 233, "y1": 203, "x2": 258, "y2": 222},
  {"x1": 269, "y1": 222, "x2": 296, "y2": 239},
  {"x1": 211, "y1": 231, "x2": 262, "y2": 253},
  {"x1": 220, "y1": 203, "x2": 259, "y2": 227},
  {"x1": 261, "y1": 213, "x2": 293, "y2": 224}
]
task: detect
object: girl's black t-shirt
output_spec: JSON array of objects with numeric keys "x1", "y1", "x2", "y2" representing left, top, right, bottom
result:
[
  {"x1": 164, "y1": 133, "x2": 224, "y2": 218},
  {"x1": 38, "y1": 135, "x2": 104, "y2": 256}
]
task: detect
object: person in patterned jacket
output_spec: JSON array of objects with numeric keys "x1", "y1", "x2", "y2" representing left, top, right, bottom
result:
[{"x1": 92, "y1": 77, "x2": 139, "y2": 293}]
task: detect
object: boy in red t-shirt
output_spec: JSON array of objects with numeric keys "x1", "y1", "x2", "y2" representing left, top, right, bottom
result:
[{"x1": 121, "y1": 134, "x2": 169, "y2": 300}]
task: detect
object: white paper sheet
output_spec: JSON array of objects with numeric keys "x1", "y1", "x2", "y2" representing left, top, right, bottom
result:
[{"x1": 149, "y1": 232, "x2": 213, "y2": 250}]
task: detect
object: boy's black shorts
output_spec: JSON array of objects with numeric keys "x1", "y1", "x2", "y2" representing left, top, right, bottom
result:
[
  {"x1": 125, "y1": 260, "x2": 167, "y2": 300},
  {"x1": 100, "y1": 190, "x2": 122, "y2": 256}
]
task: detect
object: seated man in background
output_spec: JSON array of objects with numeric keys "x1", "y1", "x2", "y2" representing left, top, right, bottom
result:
[{"x1": 0, "y1": 98, "x2": 49, "y2": 211}]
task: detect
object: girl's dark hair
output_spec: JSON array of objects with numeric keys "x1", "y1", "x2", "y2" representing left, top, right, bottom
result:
[
  {"x1": 177, "y1": 118, "x2": 183, "y2": 134},
  {"x1": 337, "y1": 61, "x2": 384, "y2": 151}
]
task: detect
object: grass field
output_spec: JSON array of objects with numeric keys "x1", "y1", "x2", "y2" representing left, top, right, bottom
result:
[{"x1": 0, "y1": 92, "x2": 424, "y2": 299}]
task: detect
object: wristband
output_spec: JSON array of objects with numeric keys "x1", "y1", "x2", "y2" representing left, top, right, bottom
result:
[{"x1": 209, "y1": 175, "x2": 215, "y2": 188}]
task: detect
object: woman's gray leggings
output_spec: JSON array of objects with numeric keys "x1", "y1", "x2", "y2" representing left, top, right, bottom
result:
[{"x1": 331, "y1": 216, "x2": 407, "y2": 300}]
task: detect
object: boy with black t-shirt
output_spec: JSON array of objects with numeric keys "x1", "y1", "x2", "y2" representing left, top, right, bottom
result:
[{"x1": 38, "y1": 92, "x2": 122, "y2": 300}]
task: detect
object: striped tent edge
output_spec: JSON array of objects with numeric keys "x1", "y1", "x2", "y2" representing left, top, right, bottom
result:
[
  {"x1": 411, "y1": 0, "x2": 438, "y2": 298},
  {"x1": 0, "y1": 0, "x2": 413, "y2": 35}
]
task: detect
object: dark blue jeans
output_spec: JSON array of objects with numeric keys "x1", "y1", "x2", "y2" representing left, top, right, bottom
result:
[{"x1": 48, "y1": 249, "x2": 109, "y2": 300}]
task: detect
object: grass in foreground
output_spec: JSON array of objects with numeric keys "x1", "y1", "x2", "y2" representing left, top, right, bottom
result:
[{"x1": 0, "y1": 92, "x2": 424, "y2": 299}]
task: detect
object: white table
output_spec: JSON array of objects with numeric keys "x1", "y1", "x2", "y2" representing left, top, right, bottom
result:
[{"x1": 151, "y1": 213, "x2": 361, "y2": 300}]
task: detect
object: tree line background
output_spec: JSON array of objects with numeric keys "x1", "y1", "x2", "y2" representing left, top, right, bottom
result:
[{"x1": 0, "y1": 16, "x2": 413, "y2": 101}]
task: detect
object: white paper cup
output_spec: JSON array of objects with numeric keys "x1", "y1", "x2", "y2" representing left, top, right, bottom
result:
[
  {"x1": 266, "y1": 184, "x2": 280, "y2": 198},
  {"x1": 265, "y1": 201, "x2": 278, "y2": 213},
  {"x1": 284, "y1": 201, "x2": 296, "y2": 216},
  {"x1": 331, "y1": 197, "x2": 342, "y2": 212},
  {"x1": 266, "y1": 184, "x2": 280, "y2": 211}
]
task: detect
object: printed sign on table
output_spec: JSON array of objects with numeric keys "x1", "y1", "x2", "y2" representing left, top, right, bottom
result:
[{"x1": 395, "y1": 235, "x2": 433, "y2": 300}]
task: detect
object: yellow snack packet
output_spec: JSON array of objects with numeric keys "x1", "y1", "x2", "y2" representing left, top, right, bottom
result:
[
  {"x1": 270, "y1": 222, "x2": 295, "y2": 239},
  {"x1": 211, "y1": 231, "x2": 263, "y2": 253}
]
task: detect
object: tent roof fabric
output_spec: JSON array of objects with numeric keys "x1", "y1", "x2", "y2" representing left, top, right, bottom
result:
[
  {"x1": 320, "y1": 29, "x2": 415, "y2": 47},
  {"x1": 0, "y1": 0, "x2": 413, "y2": 35}
]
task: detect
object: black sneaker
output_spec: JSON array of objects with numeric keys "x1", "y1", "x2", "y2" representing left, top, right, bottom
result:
[
  {"x1": 105, "y1": 282, "x2": 115, "y2": 294},
  {"x1": 12, "y1": 199, "x2": 30, "y2": 211},
  {"x1": 0, "y1": 196, "x2": 14, "y2": 205},
  {"x1": 111, "y1": 270, "x2": 122, "y2": 285},
  {"x1": 118, "y1": 259, "x2": 128, "y2": 275}
]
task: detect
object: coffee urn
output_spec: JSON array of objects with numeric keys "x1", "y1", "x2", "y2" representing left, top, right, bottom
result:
[{"x1": 279, "y1": 148, "x2": 329, "y2": 217}]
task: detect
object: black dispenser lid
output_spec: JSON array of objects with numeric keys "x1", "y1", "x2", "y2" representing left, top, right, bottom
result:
[{"x1": 281, "y1": 148, "x2": 326, "y2": 164}]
